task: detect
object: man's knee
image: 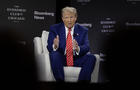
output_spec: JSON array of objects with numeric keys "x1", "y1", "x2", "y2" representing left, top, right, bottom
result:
[
  {"x1": 49, "y1": 51, "x2": 65, "y2": 65},
  {"x1": 50, "y1": 51, "x2": 64, "y2": 59},
  {"x1": 85, "y1": 54, "x2": 96, "y2": 64},
  {"x1": 50, "y1": 51, "x2": 61, "y2": 56}
]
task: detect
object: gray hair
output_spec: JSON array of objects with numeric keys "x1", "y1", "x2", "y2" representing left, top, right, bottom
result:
[{"x1": 61, "y1": 6, "x2": 77, "y2": 17}]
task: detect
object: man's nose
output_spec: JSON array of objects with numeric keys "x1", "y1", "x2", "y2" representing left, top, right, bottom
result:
[{"x1": 68, "y1": 18, "x2": 71, "y2": 22}]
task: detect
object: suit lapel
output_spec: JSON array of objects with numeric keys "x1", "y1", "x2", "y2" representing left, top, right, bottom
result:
[{"x1": 74, "y1": 24, "x2": 80, "y2": 41}]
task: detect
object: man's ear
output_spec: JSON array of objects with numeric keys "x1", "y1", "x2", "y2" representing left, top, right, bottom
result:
[
  {"x1": 75, "y1": 17, "x2": 77, "y2": 21},
  {"x1": 62, "y1": 17, "x2": 64, "y2": 22}
]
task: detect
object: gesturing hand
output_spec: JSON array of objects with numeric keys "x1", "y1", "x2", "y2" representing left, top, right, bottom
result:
[
  {"x1": 73, "y1": 39, "x2": 79, "y2": 52},
  {"x1": 53, "y1": 35, "x2": 59, "y2": 49}
]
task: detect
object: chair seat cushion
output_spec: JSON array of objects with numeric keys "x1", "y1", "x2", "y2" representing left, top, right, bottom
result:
[{"x1": 64, "y1": 66, "x2": 81, "y2": 82}]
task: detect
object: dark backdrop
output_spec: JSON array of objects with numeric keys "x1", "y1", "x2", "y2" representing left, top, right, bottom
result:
[{"x1": 0, "y1": 0, "x2": 140, "y2": 89}]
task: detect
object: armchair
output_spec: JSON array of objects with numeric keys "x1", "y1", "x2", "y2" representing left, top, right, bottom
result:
[{"x1": 33, "y1": 30, "x2": 101, "y2": 83}]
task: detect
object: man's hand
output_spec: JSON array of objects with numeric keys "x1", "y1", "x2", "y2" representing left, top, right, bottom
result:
[
  {"x1": 53, "y1": 35, "x2": 59, "y2": 49},
  {"x1": 73, "y1": 39, "x2": 79, "y2": 52}
]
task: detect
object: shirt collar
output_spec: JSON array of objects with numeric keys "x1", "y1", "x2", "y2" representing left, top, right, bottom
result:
[{"x1": 64, "y1": 25, "x2": 75, "y2": 32}]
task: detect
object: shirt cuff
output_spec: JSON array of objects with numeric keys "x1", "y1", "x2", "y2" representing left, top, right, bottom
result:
[
  {"x1": 53, "y1": 44, "x2": 58, "y2": 51},
  {"x1": 75, "y1": 46, "x2": 80, "y2": 55}
]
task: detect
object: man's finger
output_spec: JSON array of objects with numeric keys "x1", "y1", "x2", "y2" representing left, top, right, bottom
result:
[
  {"x1": 56, "y1": 35, "x2": 59, "y2": 39},
  {"x1": 73, "y1": 39, "x2": 78, "y2": 45}
]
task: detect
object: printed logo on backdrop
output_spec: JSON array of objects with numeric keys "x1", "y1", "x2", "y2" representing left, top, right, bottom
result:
[
  {"x1": 100, "y1": 17, "x2": 116, "y2": 35},
  {"x1": 34, "y1": 10, "x2": 55, "y2": 20},
  {"x1": 126, "y1": 0, "x2": 140, "y2": 5},
  {"x1": 71, "y1": 0, "x2": 93, "y2": 5},
  {"x1": 126, "y1": 22, "x2": 140, "y2": 26},
  {"x1": 76, "y1": 22, "x2": 92, "y2": 29},
  {"x1": 6, "y1": 5, "x2": 27, "y2": 23},
  {"x1": 77, "y1": 0, "x2": 91, "y2": 3}
]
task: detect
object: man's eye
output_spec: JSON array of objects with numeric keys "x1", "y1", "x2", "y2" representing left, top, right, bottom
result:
[{"x1": 65, "y1": 17, "x2": 68, "y2": 19}]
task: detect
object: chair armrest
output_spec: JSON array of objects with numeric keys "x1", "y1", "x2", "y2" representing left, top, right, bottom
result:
[
  {"x1": 91, "y1": 54, "x2": 101, "y2": 83},
  {"x1": 33, "y1": 37, "x2": 43, "y2": 55},
  {"x1": 35, "y1": 53, "x2": 56, "y2": 82}
]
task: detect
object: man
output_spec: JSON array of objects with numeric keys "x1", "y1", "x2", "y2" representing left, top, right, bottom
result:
[{"x1": 47, "y1": 6, "x2": 96, "y2": 82}]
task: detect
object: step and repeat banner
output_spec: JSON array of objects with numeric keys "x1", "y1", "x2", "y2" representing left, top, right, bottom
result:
[
  {"x1": 0, "y1": 0, "x2": 56, "y2": 44},
  {"x1": 70, "y1": 0, "x2": 140, "y2": 82},
  {"x1": 71, "y1": 0, "x2": 140, "y2": 55},
  {"x1": 0, "y1": 0, "x2": 56, "y2": 87},
  {"x1": 0, "y1": 0, "x2": 140, "y2": 84},
  {"x1": 71, "y1": 0, "x2": 140, "y2": 56}
]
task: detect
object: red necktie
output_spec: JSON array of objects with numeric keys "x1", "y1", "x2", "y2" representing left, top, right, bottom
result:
[{"x1": 66, "y1": 28, "x2": 73, "y2": 66}]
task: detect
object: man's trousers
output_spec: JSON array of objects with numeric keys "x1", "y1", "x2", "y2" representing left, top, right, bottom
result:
[{"x1": 49, "y1": 51, "x2": 96, "y2": 81}]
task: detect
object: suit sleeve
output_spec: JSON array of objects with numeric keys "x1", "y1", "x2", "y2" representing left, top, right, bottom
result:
[
  {"x1": 79, "y1": 30, "x2": 90, "y2": 56},
  {"x1": 47, "y1": 26, "x2": 57, "y2": 53}
]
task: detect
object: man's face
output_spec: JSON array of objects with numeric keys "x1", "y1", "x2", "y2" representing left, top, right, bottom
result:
[{"x1": 62, "y1": 11, "x2": 77, "y2": 29}]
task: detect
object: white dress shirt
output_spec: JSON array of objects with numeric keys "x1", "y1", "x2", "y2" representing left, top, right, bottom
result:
[{"x1": 53, "y1": 25, "x2": 80, "y2": 55}]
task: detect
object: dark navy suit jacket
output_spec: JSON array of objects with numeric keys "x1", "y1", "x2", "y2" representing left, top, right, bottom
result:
[{"x1": 47, "y1": 22, "x2": 90, "y2": 57}]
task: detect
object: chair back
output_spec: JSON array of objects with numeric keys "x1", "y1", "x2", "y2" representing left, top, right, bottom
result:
[{"x1": 41, "y1": 31, "x2": 49, "y2": 54}]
